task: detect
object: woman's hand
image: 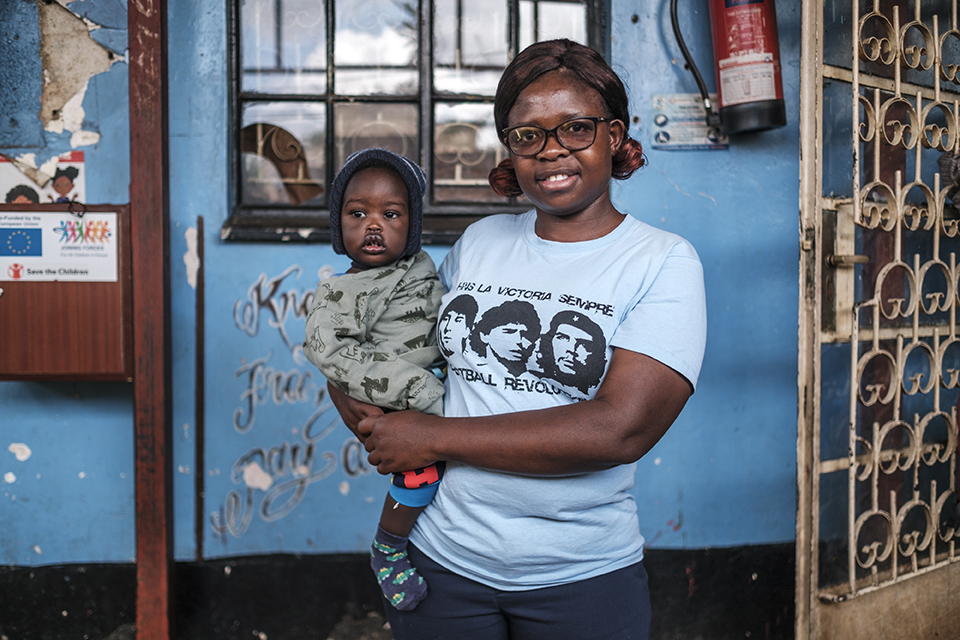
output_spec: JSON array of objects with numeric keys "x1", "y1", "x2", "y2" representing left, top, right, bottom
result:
[
  {"x1": 358, "y1": 410, "x2": 443, "y2": 475},
  {"x1": 327, "y1": 382, "x2": 384, "y2": 443}
]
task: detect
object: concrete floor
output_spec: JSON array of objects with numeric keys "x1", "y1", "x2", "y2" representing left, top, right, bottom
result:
[{"x1": 326, "y1": 610, "x2": 392, "y2": 640}]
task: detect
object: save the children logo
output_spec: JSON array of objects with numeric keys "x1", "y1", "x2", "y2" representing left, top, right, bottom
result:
[
  {"x1": 7, "y1": 263, "x2": 24, "y2": 279},
  {"x1": 53, "y1": 219, "x2": 112, "y2": 245}
]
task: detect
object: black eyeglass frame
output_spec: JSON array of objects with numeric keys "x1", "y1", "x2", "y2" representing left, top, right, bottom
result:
[{"x1": 500, "y1": 116, "x2": 612, "y2": 157}]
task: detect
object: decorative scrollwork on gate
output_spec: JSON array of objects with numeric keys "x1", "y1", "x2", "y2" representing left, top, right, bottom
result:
[{"x1": 825, "y1": 0, "x2": 960, "y2": 600}]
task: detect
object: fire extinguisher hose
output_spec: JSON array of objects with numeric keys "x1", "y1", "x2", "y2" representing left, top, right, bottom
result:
[{"x1": 669, "y1": 0, "x2": 721, "y2": 127}]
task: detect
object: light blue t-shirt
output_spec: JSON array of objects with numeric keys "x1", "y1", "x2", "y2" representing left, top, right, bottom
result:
[{"x1": 410, "y1": 210, "x2": 707, "y2": 590}]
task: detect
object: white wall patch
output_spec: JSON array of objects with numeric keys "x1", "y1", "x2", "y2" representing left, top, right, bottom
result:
[
  {"x1": 8, "y1": 443, "x2": 32, "y2": 462},
  {"x1": 183, "y1": 227, "x2": 199, "y2": 289},
  {"x1": 242, "y1": 461, "x2": 273, "y2": 491}
]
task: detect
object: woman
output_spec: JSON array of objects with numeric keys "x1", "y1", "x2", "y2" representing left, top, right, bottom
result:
[{"x1": 330, "y1": 39, "x2": 706, "y2": 639}]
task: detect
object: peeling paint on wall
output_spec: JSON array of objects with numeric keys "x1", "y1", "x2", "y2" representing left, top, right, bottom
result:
[
  {"x1": 3, "y1": 472, "x2": 15, "y2": 484},
  {"x1": 242, "y1": 462, "x2": 273, "y2": 491},
  {"x1": 38, "y1": 0, "x2": 120, "y2": 147},
  {"x1": 8, "y1": 443, "x2": 32, "y2": 462},
  {"x1": 184, "y1": 226, "x2": 199, "y2": 289}
]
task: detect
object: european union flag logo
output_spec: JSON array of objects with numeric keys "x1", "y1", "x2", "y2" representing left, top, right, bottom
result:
[{"x1": 0, "y1": 228, "x2": 42, "y2": 257}]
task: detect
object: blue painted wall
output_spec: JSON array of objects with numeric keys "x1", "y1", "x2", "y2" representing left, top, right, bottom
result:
[
  {"x1": 1, "y1": 0, "x2": 799, "y2": 566},
  {"x1": 620, "y1": 1, "x2": 800, "y2": 548},
  {"x1": 1, "y1": 0, "x2": 133, "y2": 566}
]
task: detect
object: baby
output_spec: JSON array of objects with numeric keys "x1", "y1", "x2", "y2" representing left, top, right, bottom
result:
[{"x1": 303, "y1": 148, "x2": 445, "y2": 611}]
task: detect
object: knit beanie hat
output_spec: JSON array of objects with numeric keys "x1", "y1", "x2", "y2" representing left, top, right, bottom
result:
[{"x1": 328, "y1": 148, "x2": 427, "y2": 259}]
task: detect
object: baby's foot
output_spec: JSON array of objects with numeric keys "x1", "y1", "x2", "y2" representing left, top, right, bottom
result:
[{"x1": 369, "y1": 526, "x2": 427, "y2": 611}]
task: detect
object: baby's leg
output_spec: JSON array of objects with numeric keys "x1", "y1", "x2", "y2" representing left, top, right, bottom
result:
[{"x1": 371, "y1": 496, "x2": 428, "y2": 611}]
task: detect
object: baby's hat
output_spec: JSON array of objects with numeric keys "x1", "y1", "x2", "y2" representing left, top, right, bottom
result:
[{"x1": 328, "y1": 148, "x2": 427, "y2": 259}]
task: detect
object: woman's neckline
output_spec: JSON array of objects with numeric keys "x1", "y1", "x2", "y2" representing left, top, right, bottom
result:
[
  {"x1": 532, "y1": 211, "x2": 627, "y2": 243},
  {"x1": 523, "y1": 210, "x2": 631, "y2": 251}
]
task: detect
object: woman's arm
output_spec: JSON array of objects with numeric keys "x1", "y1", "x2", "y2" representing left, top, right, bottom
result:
[{"x1": 357, "y1": 348, "x2": 692, "y2": 476}]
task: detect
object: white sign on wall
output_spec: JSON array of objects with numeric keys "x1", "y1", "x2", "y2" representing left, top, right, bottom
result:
[{"x1": 0, "y1": 211, "x2": 118, "y2": 282}]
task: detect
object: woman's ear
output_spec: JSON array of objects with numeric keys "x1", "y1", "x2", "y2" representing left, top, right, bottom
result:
[{"x1": 608, "y1": 119, "x2": 626, "y2": 153}]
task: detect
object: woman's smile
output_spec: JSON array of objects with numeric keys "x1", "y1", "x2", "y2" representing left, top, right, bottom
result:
[{"x1": 538, "y1": 171, "x2": 578, "y2": 190}]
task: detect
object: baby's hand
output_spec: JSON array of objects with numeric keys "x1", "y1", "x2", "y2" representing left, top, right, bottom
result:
[{"x1": 327, "y1": 382, "x2": 383, "y2": 442}]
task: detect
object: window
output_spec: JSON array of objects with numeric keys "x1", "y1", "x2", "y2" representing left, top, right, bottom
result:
[{"x1": 224, "y1": 0, "x2": 605, "y2": 242}]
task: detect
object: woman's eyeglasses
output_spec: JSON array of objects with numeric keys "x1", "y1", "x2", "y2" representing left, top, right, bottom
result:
[{"x1": 501, "y1": 117, "x2": 610, "y2": 157}]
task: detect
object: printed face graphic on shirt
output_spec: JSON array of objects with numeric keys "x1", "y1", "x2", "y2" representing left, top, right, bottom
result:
[
  {"x1": 551, "y1": 323, "x2": 595, "y2": 375},
  {"x1": 535, "y1": 310, "x2": 607, "y2": 396},
  {"x1": 484, "y1": 323, "x2": 534, "y2": 366},
  {"x1": 441, "y1": 294, "x2": 608, "y2": 400},
  {"x1": 440, "y1": 311, "x2": 470, "y2": 355},
  {"x1": 471, "y1": 300, "x2": 541, "y2": 377},
  {"x1": 439, "y1": 294, "x2": 479, "y2": 358}
]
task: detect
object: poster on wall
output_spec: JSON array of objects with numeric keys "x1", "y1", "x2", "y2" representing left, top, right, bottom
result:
[
  {"x1": 1, "y1": 151, "x2": 86, "y2": 204},
  {"x1": 0, "y1": 211, "x2": 118, "y2": 282}
]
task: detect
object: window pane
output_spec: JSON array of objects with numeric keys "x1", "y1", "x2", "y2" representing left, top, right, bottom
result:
[
  {"x1": 240, "y1": 102, "x2": 327, "y2": 206},
  {"x1": 335, "y1": 0, "x2": 418, "y2": 95},
  {"x1": 434, "y1": 103, "x2": 511, "y2": 203},
  {"x1": 434, "y1": 0, "x2": 508, "y2": 95},
  {"x1": 334, "y1": 103, "x2": 419, "y2": 170},
  {"x1": 335, "y1": 69, "x2": 419, "y2": 95},
  {"x1": 519, "y1": 0, "x2": 586, "y2": 51},
  {"x1": 241, "y1": 0, "x2": 327, "y2": 94}
]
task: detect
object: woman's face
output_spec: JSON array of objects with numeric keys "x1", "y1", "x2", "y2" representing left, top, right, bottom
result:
[{"x1": 505, "y1": 70, "x2": 624, "y2": 222}]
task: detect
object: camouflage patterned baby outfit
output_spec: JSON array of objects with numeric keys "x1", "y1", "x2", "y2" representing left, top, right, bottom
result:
[{"x1": 303, "y1": 250, "x2": 445, "y2": 416}]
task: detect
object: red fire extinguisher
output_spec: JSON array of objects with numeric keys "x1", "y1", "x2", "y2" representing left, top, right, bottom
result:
[{"x1": 708, "y1": 0, "x2": 786, "y2": 134}]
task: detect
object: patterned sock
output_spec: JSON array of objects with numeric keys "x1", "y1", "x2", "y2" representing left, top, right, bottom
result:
[{"x1": 370, "y1": 525, "x2": 427, "y2": 611}]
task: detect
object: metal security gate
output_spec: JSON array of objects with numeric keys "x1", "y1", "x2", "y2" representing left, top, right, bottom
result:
[{"x1": 798, "y1": 1, "x2": 960, "y2": 637}]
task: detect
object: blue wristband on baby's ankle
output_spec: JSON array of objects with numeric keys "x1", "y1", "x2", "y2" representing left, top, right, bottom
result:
[{"x1": 389, "y1": 481, "x2": 440, "y2": 508}]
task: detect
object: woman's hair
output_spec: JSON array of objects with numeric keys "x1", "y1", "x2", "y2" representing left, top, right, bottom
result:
[{"x1": 489, "y1": 39, "x2": 646, "y2": 198}]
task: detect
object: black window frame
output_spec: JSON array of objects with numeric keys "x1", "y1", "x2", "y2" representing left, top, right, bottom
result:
[{"x1": 222, "y1": 0, "x2": 609, "y2": 243}]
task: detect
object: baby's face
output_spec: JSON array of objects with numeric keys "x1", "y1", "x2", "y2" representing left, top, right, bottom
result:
[{"x1": 340, "y1": 167, "x2": 410, "y2": 270}]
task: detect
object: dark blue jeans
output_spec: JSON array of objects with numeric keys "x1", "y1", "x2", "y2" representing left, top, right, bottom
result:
[{"x1": 384, "y1": 544, "x2": 651, "y2": 640}]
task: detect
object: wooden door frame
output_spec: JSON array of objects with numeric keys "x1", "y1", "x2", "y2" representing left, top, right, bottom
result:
[
  {"x1": 796, "y1": 0, "x2": 820, "y2": 636},
  {"x1": 129, "y1": 0, "x2": 173, "y2": 638}
]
